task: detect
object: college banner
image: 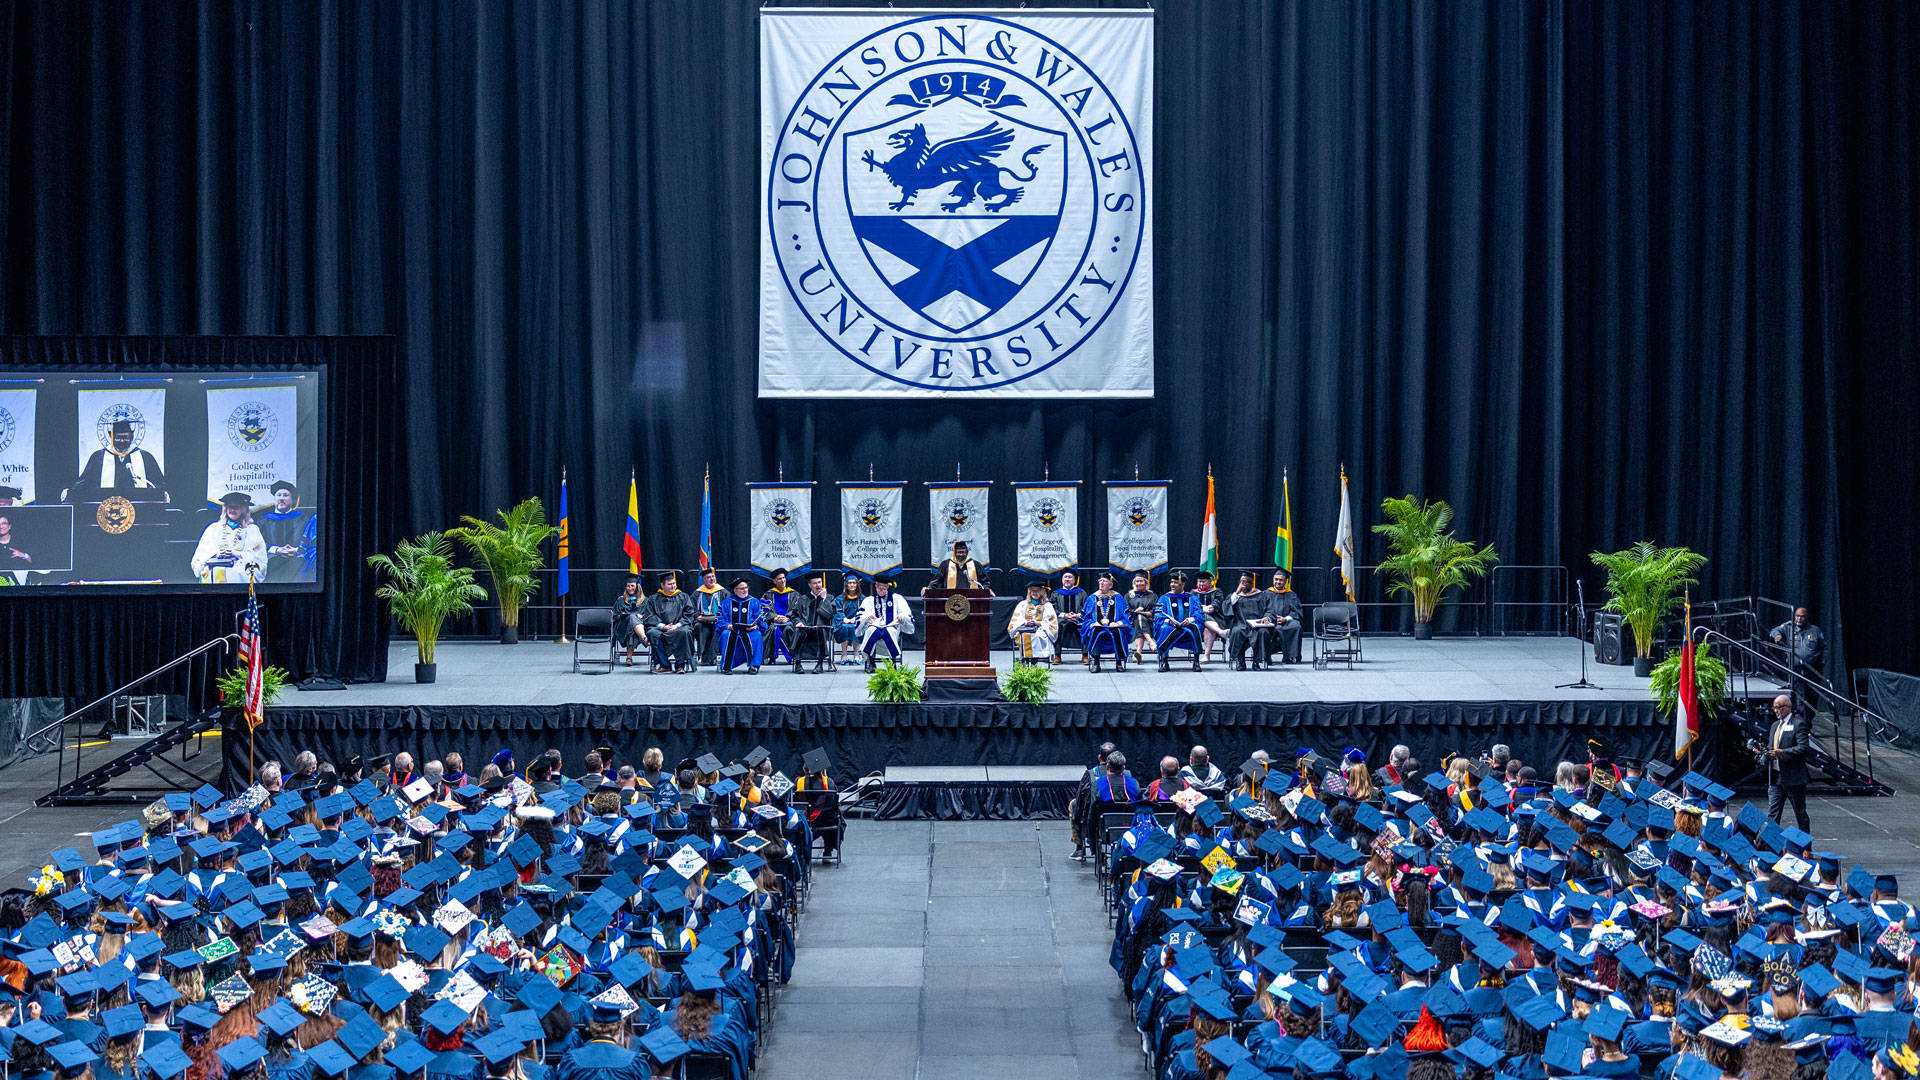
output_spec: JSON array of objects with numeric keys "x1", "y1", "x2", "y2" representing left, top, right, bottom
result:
[
  {"x1": 0, "y1": 389, "x2": 36, "y2": 503},
  {"x1": 748, "y1": 483, "x2": 815, "y2": 575},
  {"x1": 74, "y1": 386, "x2": 167, "y2": 492},
  {"x1": 205, "y1": 384, "x2": 300, "y2": 505},
  {"x1": 839, "y1": 482, "x2": 904, "y2": 579},
  {"x1": 1013, "y1": 482, "x2": 1078, "y2": 574},
  {"x1": 927, "y1": 482, "x2": 991, "y2": 564},
  {"x1": 759, "y1": 9, "x2": 1156, "y2": 398},
  {"x1": 1105, "y1": 481, "x2": 1169, "y2": 574}
]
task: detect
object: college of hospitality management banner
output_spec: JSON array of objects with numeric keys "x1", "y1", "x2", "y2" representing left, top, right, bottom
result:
[
  {"x1": 205, "y1": 384, "x2": 300, "y2": 505},
  {"x1": 1105, "y1": 480, "x2": 1168, "y2": 575},
  {"x1": 759, "y1": 9, "x2": 1155, "y2": 398},
  {"x1": 838, "y1": 481, "x2": 904, "y2": 579},
  {"x1": 1013, "y1": 482, "x2": 1078, "y2": 574},
  {"x1": 748, "y1": 482, "x2": 815, "y2": 575}
]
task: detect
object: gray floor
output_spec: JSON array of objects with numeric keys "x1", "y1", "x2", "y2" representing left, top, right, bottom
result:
[
  {"x1": 762, "y1": 819, "x2": 1138, "y2": 1080},
  {"x1": 290, "y1": 637, "x2": 1780, "y2": 707}
]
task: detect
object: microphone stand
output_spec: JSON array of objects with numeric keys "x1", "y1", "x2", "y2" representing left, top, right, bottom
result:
[{"x1": 1557, "y1": 578, "x2": 1602, "y2": 690}]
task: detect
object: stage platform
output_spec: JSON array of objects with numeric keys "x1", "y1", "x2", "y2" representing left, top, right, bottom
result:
[
  {"x1": 871, "y1": 765, "x2": 1085, "y2": 820},
  {"x1": 224, "y1": 636, "x2": 1762, "y2": 807},
  {"x1": 288, "y1": 636, "x2": 1756, "y2": 707}
]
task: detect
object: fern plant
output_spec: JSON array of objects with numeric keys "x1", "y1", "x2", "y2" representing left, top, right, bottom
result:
[
  {"x1": 866, "y1": 659, "x2": 924, "y2": 703},
  {"x1": 1371, "y1": 496, "x2": 1500, "y2": 625},
  {"x1": 217, "y1": 664, "x2": 291, "y2": 709},
  {"x1": 1591, "y1": 542, "x2": 1707, "y2": 658},
  {"x1": 448, "y1": 497, "x2": 554, "y2": 631},
  {"x1": 1649, "y1": 641, "x2": 1730, "y2": 721},
  {"x1": 367, "y1": 532, "x2": 486, "y2": 665},
  {"x1": 1001, "y1": 662, "x2": 1054, "y2": 704}
]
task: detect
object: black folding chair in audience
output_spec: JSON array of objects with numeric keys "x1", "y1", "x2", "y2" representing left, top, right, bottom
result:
[{"x1": 681, "y1": 1052, "x2": 733, "y2": 1080}]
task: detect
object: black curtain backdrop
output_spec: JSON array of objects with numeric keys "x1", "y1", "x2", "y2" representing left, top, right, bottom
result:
[
  {"x1": 0, "y1": 336, "x2": 400, "y2": 697},
  {"x1": 3, "y1": 0, "x2": 1915, "y2": 685}
]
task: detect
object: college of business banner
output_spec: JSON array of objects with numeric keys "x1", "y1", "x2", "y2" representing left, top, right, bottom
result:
[
  {"x1": 748, "y1": 483, "x2": 815, "y2": 575},
  {"x1": 76, "y1": 386, "x2": 167, "y2": 475},
  {"x1": 839, "y1": 482, "x2": 904, "y2": 579},
  {"x1": 1105, "y1": 481, "x2": 1169, "y2": 574},
  {"x1": 759, "y1": 9, "x2": 1155, "y2": 398},
  {"x1": 205, "y1": 385, "x2": 300, "y2": 505},
  {"x1": 1014, "y1": 482, "x2": 1078, "y2": 574},
  {"x1": 0, "y1": 389, "x2": 36, "y2": 503},
  {"x1": 927, "y1": 482, "x2": 991, "y2": 564}
]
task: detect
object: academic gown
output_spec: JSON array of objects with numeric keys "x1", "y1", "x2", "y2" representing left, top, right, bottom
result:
[
  {"x1": 673, "y1": 1011, "x2": 753, "y2": 1080},
  {"x1": 857, "y1": 592, "x2": 914, "y2": 661},
  {"x1": 71, "y1": 448, "x2": 167, "y2": 497},
  {"x1": 784, "y1": 592, "x2": 837, "y2": 664},
  {"x1": 693, "y1": 585, "x2": 726, "y2": 664},
  {"x1": 257, "y1": 507, "x2": 318, "y2": 582},
  {"x1": 1153, "y1": 592, "x2": 1204, "y2": 655},
  {"x1": 833, "y1": 593, "x2": 864, "y2": 645},
  {"x1": 1224, "y1": 590, "x2": 1275, "y2": 664},
  {"x1": 1050, "y1": 584, "x2": 1086, "y2": 653},
  {"x1": 552, "y1": 1041, "x2": 649, "y2": 1080},
  {"x1": 641, "y1": 589, "x2": 697, "y2": 667},
  {"x1": 1006, "y1": 599, "x2": 1059, "y2": 659},
  {"x1": 760, "y1": 587, "x2": 798, "y2": 662},
  {"x1": 190, "y1": 518, "x2": 268, "y2": 583},
  {"x1": 265, "y1": 1047, "x2": 314, "y2": 1080},
  {"x1": 716, "y1": 595, "x2": 765, "y2": 671},
  {"x1": 928, "y1": 557, "x2": 988, "y2": 591},
  {"x1": 1264, "y1": 588, "x2": 1305, "y2": 662},
  {"x1": 1080, "y1": 593, "x2": 1132, "y2": 659},
  {"x1": 611, "y1": 593, "x2": 647, "y2": 650}
]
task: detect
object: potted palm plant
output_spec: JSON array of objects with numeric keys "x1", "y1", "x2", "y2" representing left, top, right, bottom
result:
[
  {"x1": 449, "y1": 497, "x2": 554, "y2": 644},
  {"x1": 367, "y1": 532, "x2": 486, "y2": 683},
  {"x1": 1591, "y1": 541, "x2": 1708, "y2": 676},
  {"x1": 1372, "y1": 496, "x2": 1500, "y2": 639}
]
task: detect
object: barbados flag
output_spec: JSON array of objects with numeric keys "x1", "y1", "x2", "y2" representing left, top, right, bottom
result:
[
  {"x1": 624, "y1": 474, "x2": 643, "y2": 575},
  {"x1": 556, "y1": 475, "x2": 570, "y2": 597}
]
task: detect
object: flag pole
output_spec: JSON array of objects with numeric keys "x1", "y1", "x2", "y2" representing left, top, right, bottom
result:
[{"x1": 557, "y1": 467, "x2": 571, "y2": 643}]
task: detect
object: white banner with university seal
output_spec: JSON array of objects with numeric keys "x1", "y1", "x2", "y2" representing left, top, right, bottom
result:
[
  {"x1": 927, "y1": 482, "x2": 991, "y2": 564},
  {"x1": 0, "y1": 389, "x2": 36, "y2": 503},
  {"x1": 1013, "y1": 482, "x2": 1077, "y2": 574},
  {"x1": 760, "y1": 9, "x2": 1155, "y2": 398},
  {"x1": 75, "y1": 387, "x2": 167, "y2": 485},
  {"x1": 205, "y1": 385, "x2": 299, "y2": 505},
  {"x1": 748, "y1": 483, "x2": 814, "y2": 575},
  {"x1": 838, "y1": 482, "x2": 904, "y2": 579},
  {"x1": 1105, "y1": 481, "x2": 1168, "y2": 574}
]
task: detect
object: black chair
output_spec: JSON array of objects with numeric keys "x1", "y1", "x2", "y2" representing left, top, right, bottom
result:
[
  {"x1": 1312, "y1": 601, "x2": 1362, "y2": 670},
  {"x1": 799, "y1": 789, "x2": 843, "y2": 866},
  {"x1": 682, "y1": 1051, "x2": 733, "y2": 1080},
  {"x1": 572, "y1": 607, "x2": 616, "y2": 674}
]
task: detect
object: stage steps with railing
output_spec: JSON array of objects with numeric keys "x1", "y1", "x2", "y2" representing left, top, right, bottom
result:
[{"x1": 36, "y1": 708, "x2": 225, "y2": 806}]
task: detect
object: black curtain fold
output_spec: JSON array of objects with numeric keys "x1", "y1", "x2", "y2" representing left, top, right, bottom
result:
[
  {"x1": 0, "y1": 336, "x2": 400, "y2": 698},
  {"x1": 4, "y1": 0, "x2": 1915, "y2": 689}
]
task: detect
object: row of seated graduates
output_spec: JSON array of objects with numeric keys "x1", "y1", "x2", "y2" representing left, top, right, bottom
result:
[
  {"x1": 0, "y1": 742, "x2": 853, "y2": 1080},
  {"x1": 1087, "y1": 746, "x2": 1920, "y2": 1080}
]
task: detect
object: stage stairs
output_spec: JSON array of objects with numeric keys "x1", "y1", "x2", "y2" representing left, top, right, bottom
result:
[{"x1": 37, "y1": 708, "x2": 224, "y2": 807}]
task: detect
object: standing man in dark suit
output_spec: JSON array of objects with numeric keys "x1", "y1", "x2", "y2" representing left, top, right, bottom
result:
[{"x1": 1765, "y1": 693, "x2": 1811, "y2": 830}]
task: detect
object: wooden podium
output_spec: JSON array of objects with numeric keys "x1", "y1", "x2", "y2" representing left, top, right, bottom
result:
[{"x1": 923, "y1": 588, "x2": 996, "y2": 679}]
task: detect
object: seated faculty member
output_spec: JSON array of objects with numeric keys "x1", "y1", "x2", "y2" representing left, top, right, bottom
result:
[
  {"x1": 1051, "y1": 569, "x2": 1086, "y2": 662},
  {"x1": 859, "y1": 574, "x2": 915, "y2": 670},
  {"x1": 642, "y1": 569, "x2": 697, "y2": 673},
  {"x1": 693, "y1": 567, "x2": 725, "y2": 666},
  {"x1": 760, "y1": 568, "x2": 799, "y2": 665},
  {"x1": 1225, "y1": 570, "x2": 1276, "y2": 670},
  {"x1": 716, "y1": 577, "x2": 764, "y2": 674},
  {"x1": 1266, "y1": 568, "x2": 1305, "y2": 663},
  {"x1": 1193, "y1": 570, "x2": 1227, "y2": 661},
  {"x1": 1152, "y1": 571, "x2": 1205, "y2": 671},
  {"x1": 787, "y1": 571, "x2": 837, "y2": 674},
  {"x1": 1080, "y1": 572, "x2": 1131, "y2": 673},
  {"x1": 611, "y1": 575, "x2": 649, "y2": 666},
  {"x1": 923, "y1": 539, "x2": 990, "y2": 595},
  {"x1": 833, "y1": 576, "x2": 865, "y2": 666},
  {"x1": 1007, "y1": 580, "x2": 1060, "y2": 664},
  {"x1": 1125, "y1": 572, "x2": 1158, "y2": 664}
]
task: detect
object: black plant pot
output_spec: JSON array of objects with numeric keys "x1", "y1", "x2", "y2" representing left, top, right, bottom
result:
[
  {"x1": 1412, "y1": 622, "x2": 1434, "y2": 641},
  {"x1": 415, "y1": 662, "x2": 438, "y2": 684},
  {"x1": 500, "y1": 626, "x2": 519, "y2": 645},
  {"x1": 1633, "y1": 656, "x2": 1656, "y2": 678}
]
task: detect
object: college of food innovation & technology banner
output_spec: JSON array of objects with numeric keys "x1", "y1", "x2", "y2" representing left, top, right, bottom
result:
[
  {"x1": 760, "y1": 9, "x2": 1154, "y2": 398},
  {"x1": 1105, "y1": 480, "x2": 1168, "y2": 575}
]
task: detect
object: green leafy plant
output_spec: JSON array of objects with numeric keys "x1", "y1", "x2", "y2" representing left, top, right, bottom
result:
[
  {"x1": 1001, "y1": 662, "x2": 1054, "y2": 704},
  {"x1": 866, "y1": 659, "x2": 924, "y2": 703},
  {"x1": 1591, "y1": 542, "x2": 1708, "y2": 658},
  {"x1": 367, "y1": 532, "x2": 486, "y2": 665},
  {"x1": 1371, "y1": 496, "x2": 1500, "y2": 625},
  {"x1": 1649, "y1": 640, "x2": 1730, "y2": 722},
  {"x1": 448, "y1": 498, "x2": 554, "y2": 631},
  {"x1": 217, "y1": 664, "x2": 291, "y2": 710}
]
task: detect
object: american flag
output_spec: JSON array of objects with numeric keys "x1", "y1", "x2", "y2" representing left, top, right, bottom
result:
[{"x1": 239, "y1": 583, "x2": 264, "y2": 729}]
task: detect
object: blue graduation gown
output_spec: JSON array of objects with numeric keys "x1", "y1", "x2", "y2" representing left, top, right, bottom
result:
[
  {"x1": 1153, "y1": 592, "x2": 1204, "y2": 654},
  {"x1": 265, "y1": 1048, "x2": 314, "y2": 1080},
  {"x1": 553, "y1": 1041, "x2": 650, "y2": 1080},
  {"x1": 760, "y1": 588, "x2": 797, "y2": 662},
  {"x1": 716, "y1": 596, "x2": 765, "y2": 671},
  {"x1": 673, "y1": 1012, "x2": 753, "y2": 1080},
  {"x1": 1080, "y1": 593, "x2": 1132, "y2": 658}
]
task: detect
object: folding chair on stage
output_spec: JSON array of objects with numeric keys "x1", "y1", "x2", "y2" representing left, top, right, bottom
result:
[
  {"x1": 572, "y1": 607, "x2": 616, "y2": 674},
  {"x1": 1312, "y1": 602, "x2": 1362, "y2": 670}
]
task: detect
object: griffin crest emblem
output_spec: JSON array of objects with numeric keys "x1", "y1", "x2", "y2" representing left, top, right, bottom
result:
[{"x1": 862, "y1": 123, "x2": 1048, "y2": 213}]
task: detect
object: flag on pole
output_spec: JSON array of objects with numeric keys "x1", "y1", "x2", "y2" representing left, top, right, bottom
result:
[
  {"x1": 1675, "y1": 593, "x2": 1699, "y2": 758},
  {"x1": 556, "y1": 474, "x2": 570, "y2": 598},
  {"x1": 1334, "y1": 467, "x2": 1355, "y2": 602},
  {"x1": 239, "y1": 583, "x2": 265, "y2": 730},
  {"x1": 1274, "y1": 470, "x2": 1294, "y2": 573},
  {"x1": 1198, "y1": 470, "x2": 1218, "y2": 577},
  {"x1": 624, "y1": 473, "x2": 643, "y2": 575},
  {"x1": 699, "y1": 466, "x2": 712, "y2": 571}
]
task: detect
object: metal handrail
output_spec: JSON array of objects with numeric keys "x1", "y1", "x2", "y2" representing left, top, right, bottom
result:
[
  {"x1": 1697, "y1": 628, "x2": 1900, "y2": 746},
  {"x1": 25, "y1": 634, "x2": 238, "y2": 745},
  {"x1": 1486, "y1": 565, "x2": 1568, "y2": 636}
]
